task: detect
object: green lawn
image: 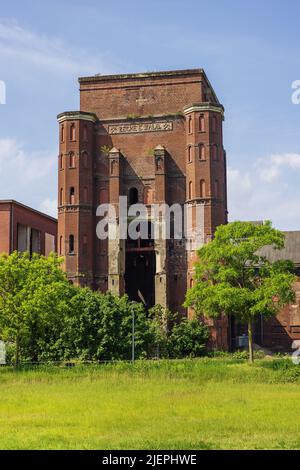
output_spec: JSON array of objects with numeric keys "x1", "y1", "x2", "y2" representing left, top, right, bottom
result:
[{"x1": 1, "y1": 358, "x2": 300, "y2": 450}]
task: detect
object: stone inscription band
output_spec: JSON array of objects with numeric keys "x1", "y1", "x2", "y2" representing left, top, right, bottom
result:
[{"x1": 108, "y1": 121, "x2": 173, "y2": 135}]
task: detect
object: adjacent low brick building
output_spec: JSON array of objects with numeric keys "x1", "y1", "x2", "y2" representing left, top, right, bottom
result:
[{"x1": 0, "y1": 200, "x2": 57, "y2": 256}]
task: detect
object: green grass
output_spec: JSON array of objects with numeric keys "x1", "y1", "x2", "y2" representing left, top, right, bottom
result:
[{"x1": 1, "y1": 358, "x2": 300, "y2": 449}]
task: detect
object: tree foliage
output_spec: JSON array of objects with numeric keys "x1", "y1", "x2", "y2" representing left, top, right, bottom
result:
[
  {"x1": 0, "y1": 252, "x2": 209, "y2": 364},
  {"x1": 185, "y1": 221, "x2": 296, "y2": 361},
  {"x1": 0, "y1": 251, "x2": 72, "y2": 365}
]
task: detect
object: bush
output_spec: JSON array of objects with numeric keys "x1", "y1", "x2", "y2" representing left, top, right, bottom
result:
[{"x1": 167, "y1": 318, "x2": 209, "y2": 358}]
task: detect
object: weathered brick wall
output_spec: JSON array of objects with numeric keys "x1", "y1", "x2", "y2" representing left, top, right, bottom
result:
[{"x1": 58, "y1": 68, "x2": 228, "y2": 347}]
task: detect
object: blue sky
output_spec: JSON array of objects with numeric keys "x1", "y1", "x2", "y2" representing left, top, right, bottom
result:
[{"x1": 0, "y1": 0, "x2": 300, "y2": 229}]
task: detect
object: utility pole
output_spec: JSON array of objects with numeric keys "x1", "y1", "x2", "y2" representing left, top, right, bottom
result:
[{"x1": 132, "y1": 303, "x2": 135, "y2": 363}]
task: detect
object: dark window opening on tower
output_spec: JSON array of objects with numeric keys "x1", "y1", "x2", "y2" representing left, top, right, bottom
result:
[
  {"x1": 129, "y1": 187, "x2": 138, "y2": 205},
  {"x1": 69, "y1": 235, "x2": 74, "y2": 254}
]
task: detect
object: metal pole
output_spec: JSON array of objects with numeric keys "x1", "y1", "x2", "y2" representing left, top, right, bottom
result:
[{"x1": 132, "y1": 305, "x2": 135, "y2": 363}]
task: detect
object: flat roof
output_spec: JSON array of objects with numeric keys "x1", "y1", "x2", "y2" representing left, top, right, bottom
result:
[
  {"x1": 79, "y1": 68, "x2": 205, "y2": 83},
  {"x1": 0, "y1": 200, "x2": 57, "y2": 223}
]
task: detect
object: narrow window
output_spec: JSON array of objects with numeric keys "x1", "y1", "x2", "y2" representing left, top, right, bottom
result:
[
  {"x1": 61, "y1": 125, "x2": 65, "y2": 143},
  {"x1": 199, "y1": 144, "x2": 205, "y2": 160},
  {"x1": 59, "y1": 236, "x2": 63, "y2": 255},
  {"x1": 69, "y1": 235, "x2": 74, "y2": 254},
  {"x1": 70, "y1": 123, "x2": 76, "y2": 141},
  {"x1": 59, "y1": 188, "x2": 63, "y2": 205},
  {"x1": 69, "y1": 152, "x2": 75, "y2": 168},
  {"x1": 188, "y1": 116, "x2": 193, "y2": 134},
  {"x1": 129, "y1": 187, "x2": 138, "y2": 205},
  {"x1": 188, "y1": 146, "x2": 192, "y2": 163},
  {"x1": 69, "y1": 187, "x2": 75, "y2": 204},
  {"x1": 188, "y1": 181, "x2": 193, "y2": 199},
  {"x1": 59, "y1": 154, "x2": 63, "y2": 170},
  {"x1": 199, "y1": 114, "x2": 205, "y2": 132},
  {"x1": 143, "y1": 186, "x2": 153, "y2": 204},
  {"x1": 200, "y1": 179, "x2": 206, "y2": 198},
  {"x1": 111, "y1": 159, "x2": 116, "y2": 175}
]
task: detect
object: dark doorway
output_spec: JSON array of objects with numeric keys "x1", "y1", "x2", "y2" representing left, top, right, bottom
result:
[{"x1": 125, "y1": 251, "x2": 156, "y2": 307}]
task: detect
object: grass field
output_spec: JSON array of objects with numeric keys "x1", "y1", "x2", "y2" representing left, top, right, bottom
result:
[{"x1": 1, "y1": 357, "x2": 300, "y2": 450}]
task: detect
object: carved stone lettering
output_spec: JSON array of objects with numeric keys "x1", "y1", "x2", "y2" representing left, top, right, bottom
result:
[{"x1": 108, "y1": 121, "x2": 173, "y2": 135}]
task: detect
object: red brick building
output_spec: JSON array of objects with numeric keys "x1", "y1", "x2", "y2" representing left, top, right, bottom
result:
[
  {"x1": 57, "y1": 68, "x2": 228, "y2": 348},
  {"x1": 0, "y1": 200, "x2": 57, "y2": 256}
]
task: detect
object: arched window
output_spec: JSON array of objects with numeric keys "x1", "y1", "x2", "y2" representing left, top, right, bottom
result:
[
  {"x1": 83, "y1": 124, "x2": 88, "y2": 141},
  {"x1": 199, "y1": 114, "x2": 205, "y2": 132},
  {"x1": 129, "y1": 187, "x2": 138, "y2": 205},
  {"x1": 143, "y1": 186, "x2": 153, "y2": 204},
  {"x1": 110, "y1": 159, "x2": 117, "y2": 175},
  {"x1": 190, "y1": 278, "x2": 194, "y2": 288},
  {"x1": 188, "y1": 181, "x2": 193, "y2": 200},
  {"x1": 59, "y1": 154, "x2": 63, "y2": 170},
  {"x1": 199, "y1": 144, "x2": 205, "y2": 160},
  {"x1": 188, "y1": 146, "x2": 192, "y2": 163},
  {"x1": 70, "y1": 123, "x2": 76, "y2": 141},
  {"x1": 188, "y1": 116, "x2": 193, "y2": 134},
  {"x1": 82, "y1": 151, "x2": 88, "y2": 168},
  {"x1": 200, "y1": 179, "x2": 206, "y2": 198},
  {"x1": 69, "y1": 152, "x2": 75, "y2": 168},
  {"x1": 69, "y1": 187, "x2": 75, "y2": 204},
  {"x1": 59, "y1": 236, "x2": 63, "y2": 255},
  {"x1": 212, "y1": 144, "x2": 218, "y2": 161},
  {"x1": 61, "y1": 125, "x2": 65, "y2": 143},
  {"x1": 69, "y1": 235, "x2": 74, "y2": 254},
  {"x1": 59, "y1": 188, "x2": 63, "y2": 206},
  {"x1": 83, "y1": 187, "x2": 88, "y2": 203}
]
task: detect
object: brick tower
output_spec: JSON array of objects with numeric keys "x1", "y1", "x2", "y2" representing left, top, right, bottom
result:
[{"x1": 57, "y1": 69, "x2": 228, "y2": 348}]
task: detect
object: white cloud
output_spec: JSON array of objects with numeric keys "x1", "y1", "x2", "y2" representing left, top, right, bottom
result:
[
  {"x1": 228, "y1": 154, "x2": 300, "y2": 230},
  {"x1": 39, "y1": 198, "x2": 57, "y2": 218},
  {"x1": 0, "y1": 138, "x2": 57, "y2": 212},
  {"x1": 258, "y1": 153, "x2": 300, "y2": 182},
  {"x1": 0, "y1": 18, "x2": 111, "y2": 75}
]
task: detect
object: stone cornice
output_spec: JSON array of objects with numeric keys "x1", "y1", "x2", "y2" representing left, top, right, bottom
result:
[
  {"x1": 57, "y1": 111, "x2": 98, "y2": 123},
  {"x1": 183, "y1": 103, "x2": 224, "y2": 117}
]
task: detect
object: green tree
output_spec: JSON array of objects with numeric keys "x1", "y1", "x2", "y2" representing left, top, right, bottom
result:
[
  {"x1": 97, "y1": 294, "x2": 154, "y2": 360},
  {"x1": 185, "y1": 221, "x2": 296, "y2": 362},
  {"x1": 167, "y1": 318, "x2": 209, "y2": 358},
  {"x1": 0, "y1": 251, "x2": 72, "y2": 365},
  {"x1": 61, "y1": 290, "x2": 155, "y2": 361}
]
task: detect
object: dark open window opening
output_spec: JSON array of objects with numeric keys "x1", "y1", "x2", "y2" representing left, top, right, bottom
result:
[
  {"x1": 69, "y1": 235, "x2": 75, "y2": 254},
  {"x1": 129, "y1": 187, "x2": 138, "y2": 205}
]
